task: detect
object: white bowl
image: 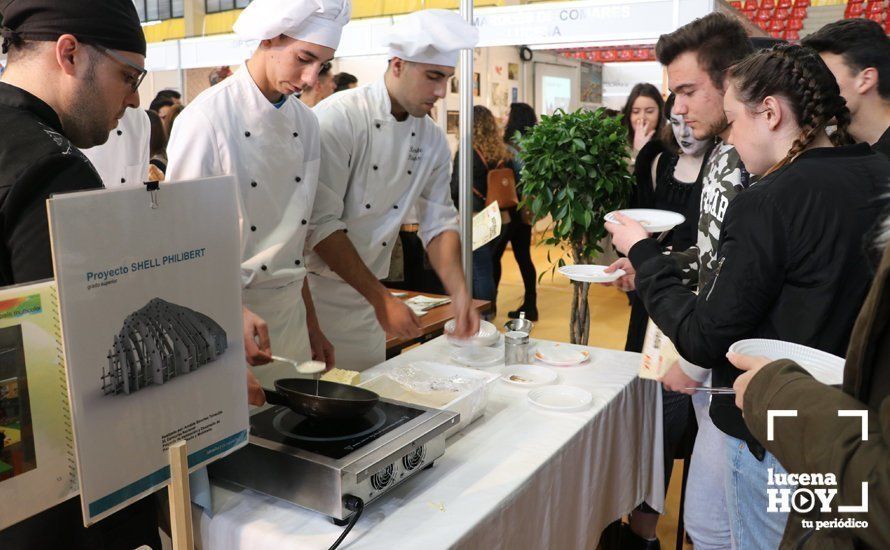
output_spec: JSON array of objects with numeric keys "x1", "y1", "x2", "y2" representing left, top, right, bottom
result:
[
  {"x1": 445, "y1": 319, "x2": 500, "y2": 347},
  {"x1": 501, "y1": 364, "x2": 558, "y2": 388},
  {"x1": 728, "y1": 339, "x2": 844, "y2": 386},
  {"x1": 558, "y1": 264, "x2": 626, "y2": 284},
  {"x1": 605, "y1": 208, "x2": 685, "y2": 233},
  {"x1": 527, "y1": 385, "x2": 593, "y2": 412}
]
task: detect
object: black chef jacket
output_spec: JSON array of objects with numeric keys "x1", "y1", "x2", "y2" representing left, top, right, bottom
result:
[
  {"x1": 0, "y1": 82, "x2": 161, "y2": 549},
  {"x1": 0, "y1": 81, "x2": 102, "y2": 285}
]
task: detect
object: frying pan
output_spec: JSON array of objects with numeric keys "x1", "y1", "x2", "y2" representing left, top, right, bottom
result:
[{"x1": 263, "y1": 378, "x2": 380, "y2": 419}]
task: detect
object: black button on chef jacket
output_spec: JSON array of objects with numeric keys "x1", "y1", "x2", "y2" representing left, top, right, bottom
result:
[{"x1": 0, "y1": 82, "x2": 103, "y2": 285}]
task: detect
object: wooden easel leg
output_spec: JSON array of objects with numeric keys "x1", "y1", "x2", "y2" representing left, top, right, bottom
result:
[{"x1": 168, "y1": 441, "x2": 194, "y2": 550}]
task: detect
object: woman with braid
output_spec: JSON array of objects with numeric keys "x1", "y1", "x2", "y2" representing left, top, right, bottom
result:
[{"x1": 607, "y1": 44, "x2": 890, "y2": 549}]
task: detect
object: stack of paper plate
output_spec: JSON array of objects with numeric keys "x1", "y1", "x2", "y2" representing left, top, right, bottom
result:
[
  {"x1": 728, "y1": 339, "x2": 845, "y2": 385},
  {"x1": 451, "y1": 346, "x2": 502, "y2": 368}
]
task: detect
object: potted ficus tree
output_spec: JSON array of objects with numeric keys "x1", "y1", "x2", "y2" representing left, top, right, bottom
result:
[{"x1": 515, "y1": 108, "x2": 633, "y2": 345}]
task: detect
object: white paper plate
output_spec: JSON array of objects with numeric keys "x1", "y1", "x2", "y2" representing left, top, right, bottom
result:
[
  {"x1": 445, "y1": 320, "x2": 500, "y2": 347},
  {"x1": 535, "y1": 343, "x2": 590, "y2": 366},
  {"x1": 605, "y1": 209, "x2": 686, "y2": 233},
  {"x1": 728, "y1": 339, "x2": 845, "y2": 386},
  {"x1": 451, "y1": 346, "x2": 503, "y2": 368},
  {"x1": 558, "y1": 264, "x2": 626, "y2": 284},
  {"x1": 528, "y1": 385, "x2": 593, "y2": 412},
  {"x1": 501, "y1": 365, "x2": 558, "y2": 388}
]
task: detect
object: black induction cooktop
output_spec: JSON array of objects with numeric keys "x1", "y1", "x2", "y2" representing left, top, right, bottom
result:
[{"x1": 250, "y1": 401, "x2": 425, "y2": 460}]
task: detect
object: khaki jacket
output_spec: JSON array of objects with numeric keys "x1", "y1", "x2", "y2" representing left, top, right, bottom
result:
[{"x1": 745, "y1": 244, "x2": 890, "y2": 549}]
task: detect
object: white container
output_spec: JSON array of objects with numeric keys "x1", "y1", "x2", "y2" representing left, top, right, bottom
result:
[{"x1": 360, "y1": 361, "x2": 498, "y2": 439}]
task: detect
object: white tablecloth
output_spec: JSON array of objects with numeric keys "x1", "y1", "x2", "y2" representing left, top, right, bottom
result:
[{"x1": 198, "y1": 337, "x2": 664, "y2": 549}]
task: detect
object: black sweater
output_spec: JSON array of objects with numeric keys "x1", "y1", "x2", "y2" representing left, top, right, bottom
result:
[
  {"x1": 629, "y1": 144, "x2": 890, "y2": 444},
  {"x1": 0, "y1": 82, "x2": 102, "y2": 285}
]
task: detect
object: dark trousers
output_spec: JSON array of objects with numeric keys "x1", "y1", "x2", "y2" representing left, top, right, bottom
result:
[
  {"x1": 472, "y1": 238, "x2": 498, "y2": 307},
  {"x1": 493, "y1": 217, "x2": 537, "y2": 308},
  {"x1": 0, "y1": 494, "x2": 161, "y2": 549}
]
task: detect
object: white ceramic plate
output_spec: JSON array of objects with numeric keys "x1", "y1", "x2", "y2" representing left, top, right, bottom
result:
[
  {"x1": 445, "y1": 320, "x2": 500, "y2": 347},
  {"x1": 728, "y1": 339, "x2": 845, "y2": 386},
  {"x1": 605, "y1": 209, "x2": 686, "y2": 233},
  {"x1": 528, "y1": 385, "x2": 593, "y2": 412},
  {"x1": 558, "y1": 264, "x2": 626, "y2": 284},
  {"x1": 451, "y1": 346, "x2": 503, "y2": 368},
  {"x1": 501, "y1": 365, "x2": 558, "y2": 388},
  {"x1": 535, "y1": 343, "x2": 590, "y2": 366}
]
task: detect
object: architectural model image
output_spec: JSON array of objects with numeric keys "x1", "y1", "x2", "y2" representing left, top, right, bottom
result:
[{"x1": 101, "y1": 298, "x2": 227, "y2": 396}]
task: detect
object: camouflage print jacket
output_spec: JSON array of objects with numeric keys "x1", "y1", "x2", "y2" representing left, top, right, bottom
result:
[{"x1": 669, "y1": 140, "x2": 748, "y2": 289}]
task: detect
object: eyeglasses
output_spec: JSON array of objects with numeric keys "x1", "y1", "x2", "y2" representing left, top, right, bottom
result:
[{"x1": 99, "y1": 47, "x2": 147, "y2": 93}]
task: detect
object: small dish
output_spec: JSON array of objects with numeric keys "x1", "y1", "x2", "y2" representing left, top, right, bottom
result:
[
  {"x1": 527, "y1": 385, "x2": 593, "y2": 412},
  {"x1": 501, "y1": 364, "x2": 558, "y2": 388},
  {"x1": 534, "y1": 343, "x2": 590, "y2": 366}
]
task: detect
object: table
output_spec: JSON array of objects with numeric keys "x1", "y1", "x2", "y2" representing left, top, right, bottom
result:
[
  {"x1": 385, "y1": 291, "x2": 490, "y2": 355},
  {"x1": 198, "y1": 337, "x2": 663, "y2": 550}
]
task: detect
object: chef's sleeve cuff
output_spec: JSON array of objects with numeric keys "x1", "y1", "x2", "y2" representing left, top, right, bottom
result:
[
  {"x1": 306, "y1": 217, "x2": 347, "y2": 250},
  {"x1": 628, "y1": 238, "x2": 662, "y2": 268},
  {"x1": 419, "y1": 223, "x2": 460, "y2": 248}
]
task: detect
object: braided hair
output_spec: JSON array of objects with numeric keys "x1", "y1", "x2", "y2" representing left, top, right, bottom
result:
[{"x1": 727, "y1": 44, "x2": 852, "y2": 172}]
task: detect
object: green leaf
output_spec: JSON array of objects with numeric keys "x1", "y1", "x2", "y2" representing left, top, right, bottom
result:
[{"x1": 572, "y1": 138, "x2": 586, "y2": 150}]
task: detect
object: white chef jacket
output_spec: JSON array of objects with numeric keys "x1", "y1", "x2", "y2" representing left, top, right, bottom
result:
[
  {"x1": 166, "y1": 65, "x2": 319, "y2": 381},
  {"x1": 306, "y1": 78, "x2": 459, "y2": 278},
  {"x1": 81, "y1": 107, "x2": 150, "y2": 188},
  {"x1": 305, "y1": 78, "x2": 459, "y2": 370}
]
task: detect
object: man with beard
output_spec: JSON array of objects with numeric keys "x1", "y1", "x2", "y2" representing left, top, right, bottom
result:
[
  {"x1": 306, "y1": 9, "x2": 480, "y2": 371},
  {"x1": 0, "y1": 1, "x2": 162, "y2": 547}
]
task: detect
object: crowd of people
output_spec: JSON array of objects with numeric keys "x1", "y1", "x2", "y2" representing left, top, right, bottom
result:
[
  {"x1": 1, "y1": 0, "x2": 888, "y2": 547},
  {"x1": 605, "y1": 14, "x2": 890, "y2": 550}
]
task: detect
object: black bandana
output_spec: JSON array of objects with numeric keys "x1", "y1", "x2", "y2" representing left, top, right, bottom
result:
[{"x1": 0, "y1": 0, "x2": 146, "y2": 55}]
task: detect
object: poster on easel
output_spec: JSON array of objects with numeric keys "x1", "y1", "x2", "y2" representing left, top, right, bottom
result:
[
  {"x1": 0, "y1": 280, "x2": 77, "y2": 530},
  {"x1": 47, "y1": 176, "x2": 248, "y2": 526}
]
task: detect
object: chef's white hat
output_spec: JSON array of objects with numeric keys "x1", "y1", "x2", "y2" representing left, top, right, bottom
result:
[
  {"x1": 233, "y1": 0, "x2": 351, "y2": 50},
  {"x1": 385, "y1": 9, "x2": 479, "y2": 68}
]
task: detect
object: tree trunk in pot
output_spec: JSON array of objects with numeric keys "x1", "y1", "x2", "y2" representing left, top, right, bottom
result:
[{"x1": 569, "y1": 242, "x2": 592, "y2": 345}]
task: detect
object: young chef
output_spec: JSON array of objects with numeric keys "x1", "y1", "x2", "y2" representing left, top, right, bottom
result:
[
  {"x1": 307, "y1": 9, "x2": 480, "y2": 371},
  {"x1": 0, "y1": 1, "x2": 162, "y2": 546},
  {"x1": 166, "y1": 0, "x2": 350, "y2": 394}
]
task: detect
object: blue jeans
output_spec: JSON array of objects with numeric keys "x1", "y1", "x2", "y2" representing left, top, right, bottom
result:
[
  {"x1": 472, "y1": 238, "x2": 497, "y2": 307},
  {"x1": 723, "y1": 435, "x2": 789, "y2": 550}
]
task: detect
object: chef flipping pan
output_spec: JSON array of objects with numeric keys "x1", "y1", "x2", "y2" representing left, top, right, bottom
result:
[{"x1": 263, "y1": 378, "x2": 379, "y2": 419}]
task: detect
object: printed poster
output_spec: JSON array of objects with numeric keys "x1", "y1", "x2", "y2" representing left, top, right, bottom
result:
[
  {"x1": 48, "y1": 176, "x2": 248, "y2": 525},
  {"x1": 473, "y1": 201, "x2": 503, "y2": 251},
  {"x1": 0, "y1": 280, "x2": 77, "y2": 530}
]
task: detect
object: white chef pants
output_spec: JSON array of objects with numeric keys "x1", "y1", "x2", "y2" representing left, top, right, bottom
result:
[
  {"x1": 242, "y1": 282, "x2": 311, "y2": 388},
  {"x1": 308, "y1": 273, "x2": 385, "y2": 372}
]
